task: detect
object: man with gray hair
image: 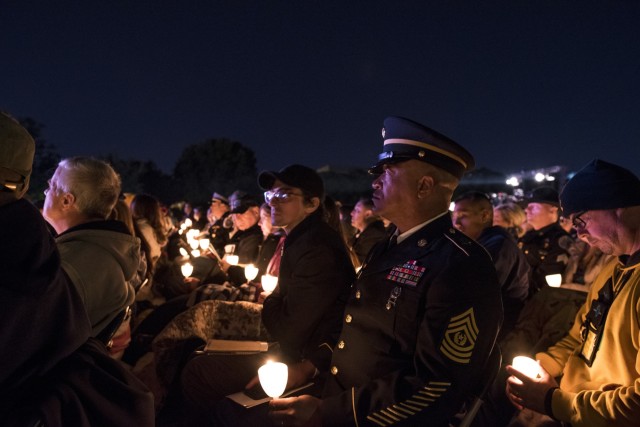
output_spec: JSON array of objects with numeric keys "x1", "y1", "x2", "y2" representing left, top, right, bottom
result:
[
  {"x1": 1, "y1": 113, "x2": 154, "y2": 425},
  {"x1": 506, "y1": 159, "x2": 640, "y2": 426},
  {"x1": 43, "y1": 157, "x2": 139, "y2": 337}
]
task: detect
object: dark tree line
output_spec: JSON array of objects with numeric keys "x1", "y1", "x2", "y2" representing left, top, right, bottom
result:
[{"x1": 21, "y1": 117, "x2": 261, "y2": 206}]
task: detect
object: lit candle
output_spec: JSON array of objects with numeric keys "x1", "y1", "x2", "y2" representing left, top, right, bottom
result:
[
  {"x1": 191, "y1": 249, "x2": 201, "y2": 258},
  {"x1": 199, "y1": 238, "x2": 210, "y2": 250},
  {"x1": 226, "y1": 254, "x2": 239, "y2": 266},
  {"x1": 181, "y1": 262, "x2": 194, "y2": 278},
  {"x1": 545, "y1": 274, "x2": 562, "y2": 288},
  {"x1": 261, "y1": 274, "x2": 278, "y2": 293},
  {"x1": 184, "y1": 218, "x2": 192, "y2": 228},
  {"x1": 179, "y1": 247, "x2": 189, "y2": 258},
  {"x1": 511, "y1": 356, "x2": 541, "y2": 384},
  {"x1": 245, "y1": 264, "x2": 259, "y2": 281},
  {"x1": 258, "y1": 361, "x2": 288, "y2": 398},
  {"x1": 189, "y1": 239, "x2": 199, "y2": 250}
]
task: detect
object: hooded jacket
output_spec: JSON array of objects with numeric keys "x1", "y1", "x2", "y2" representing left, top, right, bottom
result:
[{"x1": 56, "y1": 220, "x2": 139, "y2": 336}]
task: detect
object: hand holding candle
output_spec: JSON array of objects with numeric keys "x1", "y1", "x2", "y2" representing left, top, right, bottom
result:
[
  {"x1": 258, "y1": 361, "x2": 288, "y2": 398},
  {"x1": 244, "y1": 263, "x2": 259, "y2": 282},
  {"x1": 181, "y1": 262, "x2": 194, "y2": 278},
  {"x1": 261, "y1": 274, "x2": 278, "y2": 293}
]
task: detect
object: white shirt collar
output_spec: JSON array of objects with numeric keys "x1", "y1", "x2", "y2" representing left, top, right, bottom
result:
[{"x1": 396, "y1": 211, "x2": 449, "y2": 244}]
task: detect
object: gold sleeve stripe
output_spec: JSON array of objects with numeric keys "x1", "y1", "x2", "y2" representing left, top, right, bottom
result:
[
  {"x1": 422, "y1": 387, "x2": 447, "y2": 393},
  {"x1": 418, "y1": 390, "x2": 442, "y2": 397},
  {"x1": 399, "y1": 402, "x2": 422, "y2": 412},
  {"x1": 374, "y1": 412, "x2": 395, "y2": 423},
  {"x1": 351, "y1": 388, "x2": 360, "y2": 427},
  {"x1": 412, "y1": 396, "x2": 435, "y2": 403},
  {"x1": 406, "y1": 399, "x2": 429, "y2": 408},
  {"x1": 428, "y1": 382, "x2": 451, "y2": 387},
  {"x1": 413, "y1": 392, "x2": 440, "y2": 402},
  {"x1": 380, "y1": 409, "x2": 401, "y2": 422},
  {"x1": 368, "y1": 412, "x2": 394, "y2": 425},
  {"x1": 386, "y1": 407, "x2": 407, "y2": 419},
  {"x1": 365, "y1": 381, "x2": 450, "y2": 425},
  {"x1": 366, "y1": 415, "x2": 387, "y2": 427},
  {"x1": 392, "y1": 404, "x2": 415, "y2": 416}
]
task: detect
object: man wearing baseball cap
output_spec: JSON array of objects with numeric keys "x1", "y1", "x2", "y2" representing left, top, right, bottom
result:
[
  {"x1": 506, "y1": 159, "x2": 640, "y2": 426},
  {"x1": 181, "y1": 164, "x2": 354, "y2": 418},
  {"x1": 269, "y1": 117, "x2": 502, "y2": 426}
]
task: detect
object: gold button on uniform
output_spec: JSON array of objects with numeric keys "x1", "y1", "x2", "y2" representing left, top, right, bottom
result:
[
  {"x1": 331, "y1": 366, "x2": 338, "y2": 375},
  {"x1": 338, "y1": 340, "x2": 345, "y2": 349},
  {"x1": 345, "y1": 314, "x2": 352, "y2": 323}
]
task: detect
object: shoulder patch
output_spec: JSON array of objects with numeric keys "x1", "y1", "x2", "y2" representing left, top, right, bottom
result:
[{"x1": 440, "y1": 307, "x2": 478, "y2": 364}]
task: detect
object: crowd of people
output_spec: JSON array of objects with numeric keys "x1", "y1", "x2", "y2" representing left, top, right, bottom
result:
[{"x1": 2, "y1": 110, "x2": 640, "y2": 427}]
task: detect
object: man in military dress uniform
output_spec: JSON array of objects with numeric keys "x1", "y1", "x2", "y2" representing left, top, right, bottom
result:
[
  {"x1": 268, "y1": 116, "x2": 503, "y2": 426},
  {"x1": 518, "y1": 187, "x2": 571, "y2": 297}
]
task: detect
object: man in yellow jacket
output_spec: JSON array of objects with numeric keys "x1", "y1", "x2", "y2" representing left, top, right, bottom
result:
[{"x1": 506, "y1": 159, "x2": 640, "y2": 427}]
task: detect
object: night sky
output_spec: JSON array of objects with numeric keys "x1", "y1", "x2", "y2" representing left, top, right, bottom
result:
[{"x1": 3, "y1": 1, "x2": 640, "y2": 176}]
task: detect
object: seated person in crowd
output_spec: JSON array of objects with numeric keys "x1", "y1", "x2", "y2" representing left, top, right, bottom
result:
[
  {"x1": 453, "y1": 191, "x2": 530, "y2": 340},
  {"x1": 266, "y1": 117, "x2": 502, "y2": 426},
  {"x1": 493, "y1": 201, "x2": 528, "y2": 239},
  {"x1": 180, "y1": 164, "x2": 355, "y2": 420},
  {"x1": 0, "y1": 111, "x2": 153, "y2": 426},
  {"x1": 207, "y1": 192, "x2": 232, "y2": 257},
  {"x1": 518, "y1": 187, "x2": 571, "y2": 297},
  {"x1": 219, "y1": 193, "x2": 263, "y2": 285},
  {"x1": 348, "y1": 197, "x2": 388, "y2": 267},
  {"x1": 256, "y1": 202, "x2": 284, "y2": 278},
  {"x1": 42, "y1": 156, "x2": 139, "y2": 337},
  {"x1": 506, "y1": 159, "x2": 640, "y2": 426},
  {"x1": 131, "y1": 193, "x2": 168, "y2": 267}
]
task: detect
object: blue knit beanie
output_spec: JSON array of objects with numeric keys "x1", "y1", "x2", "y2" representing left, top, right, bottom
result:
[{"x1": 560, "y1": 159, "x2": 640, "y2": 216}]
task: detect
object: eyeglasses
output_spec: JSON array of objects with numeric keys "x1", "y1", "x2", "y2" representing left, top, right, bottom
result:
[
  {"x1": 571, "y1": 211, "x2": 587, "y2": 230},
  {"x1": 264, "y1": 190, "x2": 303, "y2": 204}
]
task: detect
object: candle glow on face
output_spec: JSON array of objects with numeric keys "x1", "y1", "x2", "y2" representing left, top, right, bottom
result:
[{"x1": 258, "y1": 361, "x2": 288, "y2": 398}]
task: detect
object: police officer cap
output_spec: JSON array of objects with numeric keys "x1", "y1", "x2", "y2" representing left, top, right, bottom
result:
[
  {"x1": 560, "y1": 159, "x2": 640, "y2": 216},
  {"x1": 258, "y1": 164, "x2": 325, "y2": 200},
  {"x1": 229, "y1": 193, "x2": 259, "y2": 214},
  {"x1": 211, "y1": 192, "x2": 229, "y2": 205},
  {"x1": 525, "y1": 187, "x2": 560, "y2": 208},
  {"x1": 368, "y1": 116, "x2": 475, "y2": 179}
]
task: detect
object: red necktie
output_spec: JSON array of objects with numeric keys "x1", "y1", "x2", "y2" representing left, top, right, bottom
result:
[{"x1": 266, "y1": 235, "x2": 286, "y2": 277}]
